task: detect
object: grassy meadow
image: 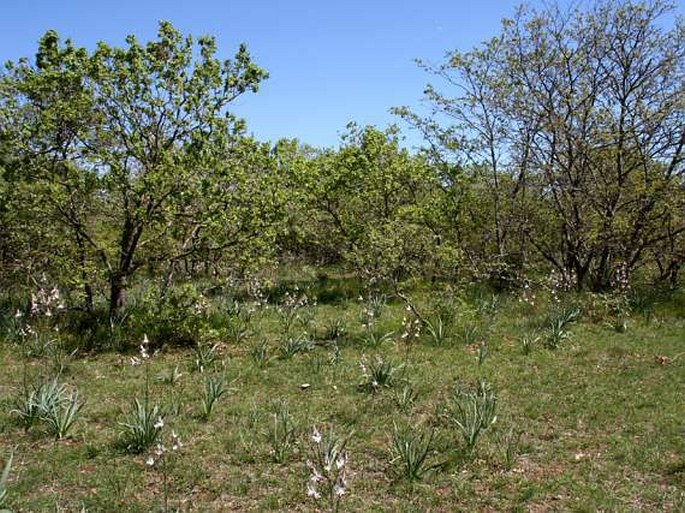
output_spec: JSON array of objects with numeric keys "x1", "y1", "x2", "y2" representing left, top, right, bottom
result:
[{"x1": 0, "y1": 273, "x2": 684, "y2": 512}]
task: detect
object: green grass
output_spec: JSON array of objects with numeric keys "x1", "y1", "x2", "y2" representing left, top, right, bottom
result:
[{"x1": 0, "y1": 285, "x2": 684, "y2": 511}]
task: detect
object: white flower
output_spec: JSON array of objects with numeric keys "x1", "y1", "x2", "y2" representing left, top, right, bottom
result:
[
  {"x1": 146, "y1": 455, "x2": 155, "y2": 466},
  {"x1": 140, "y1": 334, "x2": 150, "y2": 359},
  {"x1": 308, "y1": 467, "x2": 323, "y2": 483},
  {"x1": 171, "y1": 430, "x2": 183, "y2": 451},
  {"x1": 336, "y1": 451, "x2": 347, "y2": 470},
  {"x1": 311, "y1": 427, "x2": 322, "y2": 444},
  {"x1": 307, "y1": 481, "x2": 321, "y2": 499},
  {"x1": 14, "y1": 309, "x2": 23, "y2": 319},
  {"x1": 154, "y1": 416, "x2": 164, "y2": 430},
  {"x1": 333, "y1": 475, "x2": 347, "y2": 497}
]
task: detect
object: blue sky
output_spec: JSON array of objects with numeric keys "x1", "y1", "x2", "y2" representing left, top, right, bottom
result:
[{"x1": 1, "y1": 1, "x2": 682, "y2": 149}]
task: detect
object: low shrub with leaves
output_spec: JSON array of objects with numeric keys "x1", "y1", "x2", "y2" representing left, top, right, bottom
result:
[
  {"x1": 157, "y1": 365, "x2": 183, "y2": 386},
  {"x1": 394, "y1": 383, "x2": 419, "y2": 412}
]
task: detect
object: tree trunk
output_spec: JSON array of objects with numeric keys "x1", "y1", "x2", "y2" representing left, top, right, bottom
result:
[{"x1": 109, "y1": 274, "x2": 126, "y2": 320}]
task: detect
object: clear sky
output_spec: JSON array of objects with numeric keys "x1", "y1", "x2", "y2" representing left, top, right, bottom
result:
[{"x1": 1, "y1": 1, "x2": 681, "y2": 149}]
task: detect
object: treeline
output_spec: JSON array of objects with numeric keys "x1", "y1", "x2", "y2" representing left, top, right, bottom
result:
[{"x1": 1, "y1": 0, "x2": 683, "y2": 318}]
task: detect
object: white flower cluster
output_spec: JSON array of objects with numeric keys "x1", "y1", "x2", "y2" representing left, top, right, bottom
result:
[
  {"x1": 547, "y1": 269, "x2": 576, "y2": 303},
  {"x1": 518, "y1": 282, "x2": 536, "y2": 307},
  {"x1": 30, "y1": 285, "x2": 66, "y2": 317},
  {"x1": 401, "y1": 305, "x2": 421, "y2": 341},
  {"x1": 306, "y1": 427, "x2": 349, "y2": 505},
  {"x1": 146, "y1": 416, "x2": 182, "y2": 467},
  {"x1": 612, "y1": 262, "x2": 630, "y2": 293},
  {"x1": 130, "y1": 334, "x2": 151, "y2": 366}
]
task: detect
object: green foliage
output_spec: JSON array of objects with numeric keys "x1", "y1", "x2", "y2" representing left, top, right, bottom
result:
[
  {"x1": 358, "y1": 355, "x2": 402, "y2": 393},
  {"x1": 279, "y1": 337, "x2": 313, "y2": 360},
  {"x1": 157, "y1": 365, "x2": 183, "y2": 386},
  {"x1": 200, "y1": 375, "x2": 227, "y2": 421},
  {"x1": 543, "y1": 307, "x2": 580, "y2": 349},
  {"x1": 320, "y1": 318, "x2": 347, "y2": 342},
  {"x1": 249, "y1": 339, "x2": 273, "y2": 368},
  {"x1": 444, "y1": 380, "x2": 497, "y2": 452},
  {"x1": 306, "y1": 426, "x2": 352, "y2": 508},
  {"x1": 118, "y1": 399, "x2": 163, "y2": 454},
  {"x1": 41, "y1": 388, "x2": 84, "y2": 440},
  {"x1": 389, "y1": 422, "x2": 442, "y2": 481},
  {"x1": 361, "y1": 330, "x2": 394, "y2": 349},
  {"x1": 394, "y1": 383, "x2": 419, "y2": 412},
  {"x1": 265, "y1": 401, "x2": 299, "y2": 464},
  {"x1": 0, "y1": 22, "x2": 272, "y2": 317},
  {"x1": 11, "y1": 378, "x2": 83, "y2": 438},
  {"x1": 194, "y1": 343, "x2": 220, "y2": 373},
  {"x1": 425, "y1": 315, "x2": 452, "y2": 346},
  {"x1": 395, "y1": 0, "x2": 685, "y2": 290},
  {"x1": 0, "y1": 451, "x2": 12, "y2": 510}
]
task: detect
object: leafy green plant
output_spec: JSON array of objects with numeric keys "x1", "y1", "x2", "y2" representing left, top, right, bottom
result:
[
  {"x1": 389, "y1": 422, "x2": 442, "y2": 480},
  {"x1": 45, "y1": 341, "x2": 78, "y2": 376},
  {"x1": 461, "y1": 323, "x2": 480, "y2": 345},
  {"x1": 361, "y1": 330, "x2": 394, "y2": 349},
  {"x1": 359, "y1": 355, "x2": 402, "y2": 393},
  {"x1": 306, "y1": 426, "x2": 352, "y2": 510},
  {"x1": 200, "y1": 375, "x2": 227, "y2": 420},
  {"x1": 279, "y1": 337, "x2": 313, "y2": 360},
  {"x1": 367, "y1": 294, "x2": 387, "y2": 318},
  {"x1": 249, "y1": 339, "x2": 273, "y2": 368},
  {"x1": 12, "y1": 378, "x2": 83, "y2": 438},
  {"x1": 11, "y1": 382, "x2": 44, "y2": 431},
  {"x1": 194, "y1": 343, "x2": 219, "y2": 373},
  {"x1": 157, "y1": 365, "x2": 183, "y2": 386},
  {"x1": 606, "y1": 316, "x2": 629, "y2": 333},
  {"x1": 425, "y1": 315, "x2": 451, "y2": 346},
  {"x1": 266, "y1": 401, "x2": 298, "y2": 463},
  {"x1": 225, "y1": 316, "x2": 250, "y2": 344},
  {"x1": 477, "y1": 341, "x2": 488, "y2": 366},
  {"x1": 445, "y1": 380, "x2": 497, "y2": 453},
  {"x1": 41, "y1": 389, "x2": 84, "y2": 439},
  {"x1": 321, "y1": 318, "x2": 346, "y2": 342},
  {"x1": 499, "y1": 426, "x2": 522, "y2": 470},
  {"x1": 520, "y1": 331, "x2": 540, "y2": 355},
  {"x1": 0, "y1": 451, "x2": 13, "y2": 511},
  {"x1": 629, "y1": 290, "x2": 655, "y2": 323},
  {"x1": 543, "y1": 306, "x2": 579, "y2": 349},
  {"x1": 119, "y1": 399, "x2": 163, "y2": 454},
  {"x1": 394, "y1": 383, "x2": 419, "y2": 412}
]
